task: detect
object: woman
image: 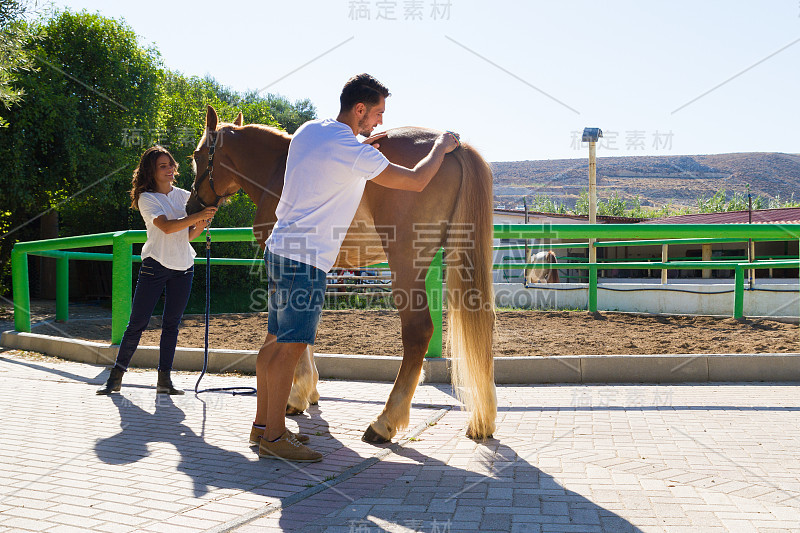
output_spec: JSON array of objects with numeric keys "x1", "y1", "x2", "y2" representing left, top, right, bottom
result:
[{"x1": 97, "y1": 146, "x2": 217, "y2": 395}]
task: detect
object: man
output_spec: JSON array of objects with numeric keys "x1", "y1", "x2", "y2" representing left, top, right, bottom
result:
[{"x1": 253, "y1": 73, "x2": 459, "y2": 462}]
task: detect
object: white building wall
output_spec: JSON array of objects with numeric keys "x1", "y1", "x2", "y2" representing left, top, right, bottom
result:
[{"x1": 494, "y1": 280, "x2": 799, "y2": 318}]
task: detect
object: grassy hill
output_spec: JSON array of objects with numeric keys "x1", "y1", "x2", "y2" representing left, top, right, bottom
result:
[{"x1": 491, "y1": 152, "x2": 800, "y2": 210}]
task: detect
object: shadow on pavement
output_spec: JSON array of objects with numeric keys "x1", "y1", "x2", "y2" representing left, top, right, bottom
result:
[
  {"x1": 269, "y1": 434, "x2": 644, "y2": 533},
  {"x1": 94, "y1": 394, "x2": 340, "y2": 499}
]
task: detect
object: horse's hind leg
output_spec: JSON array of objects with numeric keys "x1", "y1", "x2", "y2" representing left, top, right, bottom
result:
[
  {"x1": 287, "y1": 346, "x2": 319, "y2": 415},
  {"x1": 363, "y1": 291, "x2": 432, "y2": 443},
  {"x1": 309, "y1": 347, "x2": 320, "y2": 405}
]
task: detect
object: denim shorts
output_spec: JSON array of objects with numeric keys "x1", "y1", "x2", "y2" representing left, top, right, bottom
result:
[{"x1": 265, "y1": 250, "x2": 327, "y2": 345}]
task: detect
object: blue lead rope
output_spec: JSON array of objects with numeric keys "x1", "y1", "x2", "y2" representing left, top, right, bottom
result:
[{"x1": 194, "y1": 225, "x2": 256, "y2": 396}]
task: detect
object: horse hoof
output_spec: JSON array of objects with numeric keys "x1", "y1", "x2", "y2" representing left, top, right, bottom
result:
[
  {"x1": 362, "y1": 425, "x2": 391, "y2": 443},
  {"x1": 466, "y1": 428, "x2": 493, "y2": 441},
  {"x1": 285, "y1": 406, "x2": 304, "y2": 416}
]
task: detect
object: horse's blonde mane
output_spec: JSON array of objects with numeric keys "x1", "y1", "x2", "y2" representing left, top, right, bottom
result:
[{"x1": 243, "y1": 123, "x2": 293, "y2": 142}]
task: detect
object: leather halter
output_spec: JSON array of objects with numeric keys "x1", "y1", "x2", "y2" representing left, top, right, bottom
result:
[{"x1": 191, "y1": 129, "x2": 235, "y2": 208}]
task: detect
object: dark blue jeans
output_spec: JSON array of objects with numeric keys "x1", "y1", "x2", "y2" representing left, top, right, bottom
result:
[{"x1": 113, "y1": 257, "x2": 194, "y2": 372}]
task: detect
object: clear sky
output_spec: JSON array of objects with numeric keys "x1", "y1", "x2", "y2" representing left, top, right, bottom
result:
[{"x1": 48, "y1": 0, "x2": 800, "y2": 162}]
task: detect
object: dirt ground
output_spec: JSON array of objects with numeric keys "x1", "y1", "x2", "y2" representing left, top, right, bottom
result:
[{"x1": 18, "y1": 306, "x2": 800, "y2": 356}]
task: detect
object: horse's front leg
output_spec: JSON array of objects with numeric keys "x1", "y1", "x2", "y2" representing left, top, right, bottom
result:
[
  {"x1": 363, "y1": 293, "x2": 432, "y2": 443},
  {"x1": 286, "y1": 346, "x2": 319, "y2": 415}
]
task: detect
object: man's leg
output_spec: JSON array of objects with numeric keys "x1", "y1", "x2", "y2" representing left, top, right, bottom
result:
[
  {"x1": 254, "y1": 333, "x2": 277, "y2": 426},
  {"x1": 255, "y1": 249, "x2": 324, "y2": 460},
  {"x1": 259, "y1": 340, "x2": 307, "y2": 441},
  {"x1": 254, "y1": 335, "x2": 306, "y2": 421}
]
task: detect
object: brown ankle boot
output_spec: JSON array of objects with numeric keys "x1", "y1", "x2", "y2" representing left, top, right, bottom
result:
[
  {"x1": 97, "y1": 367, "x2": 124, "y2": 395},
  {"x1": 156, "y1": 370, "x2": 184, "y2": 395}
]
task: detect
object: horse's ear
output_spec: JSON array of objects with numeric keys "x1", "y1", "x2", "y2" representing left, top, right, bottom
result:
[
  {"x1": 233, "y1": 112, "x2": 243, "y2": 127},
  {"x1": 205, "y1": 105, "x2": 218, "y2": 132}
]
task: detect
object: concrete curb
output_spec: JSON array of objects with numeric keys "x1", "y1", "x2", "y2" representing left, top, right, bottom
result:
[{"x1": 3, "y1": 329, "x2": 800, "y2": 383}]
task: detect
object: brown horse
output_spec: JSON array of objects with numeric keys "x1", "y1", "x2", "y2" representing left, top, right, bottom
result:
[
  {"x1": 526, "y1": 250, "x2": 560, "y2": 284},
  {"x1": 186, "y1": 106, "x2": 496, "y2": 442}
]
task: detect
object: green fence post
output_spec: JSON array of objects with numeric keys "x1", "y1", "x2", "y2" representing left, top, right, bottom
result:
[
  {"x1": 56, "y1": 253, "x2": 69, "y2": 322},
  {"x1": 11, "y1": 248, "x2": 31, "y2": 332},
  {"x1": 734, "y1": 264, "x2": 744, "y2": 319},
  {"x1": 425, "y1": 248, "x2": 444, "y2": 358},
  {"x1": 588, "y1": 263, "x2": 598, "y2": 312},
  {"x1": 112, "y1": 232, "x2": 132, "y2": 344}
]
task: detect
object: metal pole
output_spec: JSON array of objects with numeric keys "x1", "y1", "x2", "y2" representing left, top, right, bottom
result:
[
  {"x1": 425, "y1": 248, "x2": 444, "y2": 357},
  {"x1": 56, "y1": 253, "x2": 69, "y2": 322},
  {"x1": 702, "y1": 243, "x2": 712, "y2": 279},
  {"x1": 748, "y1": 193, "x2": 754, "y2": 289},
  {"x1": 111, "y1": 231, "x2": 133, "y2": 344},
  {"x1": 588, "y1": 141, "x2": 597, "y2": 266},
  {"x1": 523, "y1": 197, "x2": 530, "y2": 284},
  {"x1": 11, "y1": 248, "x2": 31, "y2": 333},
  {"x1": 734, "y1": 265, "x2": 744, "y2": 319}
]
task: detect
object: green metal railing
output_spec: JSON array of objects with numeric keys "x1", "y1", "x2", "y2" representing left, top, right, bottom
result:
[
  {"x1": 10, "y1": 224, "x2": 800, "y2": 356},
  {"x1": 12, "y1": 228, "x2": 254, "y2": 344},
  {"x1": 10, "y1": 228, "x2": 445, "y2": 356}
]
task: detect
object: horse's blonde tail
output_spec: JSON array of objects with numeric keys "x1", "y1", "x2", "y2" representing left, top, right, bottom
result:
[
  {"x1": 446, "y1": 145, "x2": 497, "y2": 439},
  {"x1": 287, "y1": 347, "x2": 317, "y2": 415}
]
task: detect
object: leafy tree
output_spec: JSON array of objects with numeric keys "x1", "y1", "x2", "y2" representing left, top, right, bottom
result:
[
  {"x1": 768, "y1": 194, "x2": 800, "y2": 209},
  {"x1": 262, "y1": 93, "x2": 316, "y2": 134},
  {"x1": 573, "y1": 188, "x2": 589, "y2": 216},
  {"x1": 0, "y1": 9, "x2": 317, "y2": 300},
  {"x1": 599, "y1": 191, "x2": 627, "y2": 217},
  {"x1": 0, "y1": 9, "x2": 163, "y2": 295},
  {"x1": 697, "y1": 188, "x2": 769, "y2": 214},
  {"x1": 627, "y1": 196, "x2": 646, "y2": 218},
  {"x1": 0, "y1": 0, "x2": 36, "y2": 128},
  {"x1": 572, "y1": 189, "x2": 628, "y2": 217},
  {"x1": 0, "y1": 9, "x2": 163, "y2": 229},
  {"x1": 155, "y1": 71, "x2": 284, "y2": 190},
  {"x1": 697, "y1": 189, "x2": 726, "y2": 213},
  {"x1": 570, "y1": 188, "x2": 691, "y2": 219},
  {"x1": 524, "y1": 194, "x2": 567, "y2": 214}
]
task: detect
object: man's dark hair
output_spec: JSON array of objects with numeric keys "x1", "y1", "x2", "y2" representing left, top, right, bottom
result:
[{"x1": 340, "y1": 73, "x2": 390, "y2": 112}]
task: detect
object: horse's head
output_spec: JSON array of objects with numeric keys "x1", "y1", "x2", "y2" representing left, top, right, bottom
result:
[{"x1": 185, "y1": 105, "x2": 244, "y2": 215}]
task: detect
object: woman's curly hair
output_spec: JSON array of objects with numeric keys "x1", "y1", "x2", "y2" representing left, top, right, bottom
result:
[{"x1": 130, "y1": 145, "x2": 179, "y2": 209}]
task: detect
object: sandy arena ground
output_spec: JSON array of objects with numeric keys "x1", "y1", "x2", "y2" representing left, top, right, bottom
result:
[{"x1": 19, "y1": 307, "x2": 800, "y2": 356}]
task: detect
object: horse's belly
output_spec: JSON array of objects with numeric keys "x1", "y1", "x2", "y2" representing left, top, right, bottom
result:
[{"x1": 334, "y1": 197, "x2": 386, "y2": 268}]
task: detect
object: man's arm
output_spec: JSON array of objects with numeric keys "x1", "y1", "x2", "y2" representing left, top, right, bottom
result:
[{"x1": 370, "y1": 132, "x2": 460, "y2": 192}]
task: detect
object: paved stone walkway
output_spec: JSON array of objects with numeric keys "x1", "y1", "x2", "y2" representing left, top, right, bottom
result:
[{"x1": 1, "y1": 349, "x2": 799, "y2": 532}]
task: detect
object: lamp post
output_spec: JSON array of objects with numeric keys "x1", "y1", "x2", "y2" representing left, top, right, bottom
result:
[{"x1": 582, "y1": 127, "x2": 603, "y2": 265}]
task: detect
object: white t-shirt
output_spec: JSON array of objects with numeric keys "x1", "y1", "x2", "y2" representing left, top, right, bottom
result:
[
  {"x1": 137, "y1": 187, "x2": 196, "y2": 271},
  {"x1": 266, "y1": 118, "x2": 390, "y2": 272}
]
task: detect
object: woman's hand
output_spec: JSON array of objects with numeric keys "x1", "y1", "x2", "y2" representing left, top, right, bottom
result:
[{"x1": 194, "y1": 206, "x2": 217, "y2": 226}]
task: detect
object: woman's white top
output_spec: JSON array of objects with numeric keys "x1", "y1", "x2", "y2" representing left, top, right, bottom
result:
[{"x1": 137, "y1": 187, "x2": 196, "y2": 271}]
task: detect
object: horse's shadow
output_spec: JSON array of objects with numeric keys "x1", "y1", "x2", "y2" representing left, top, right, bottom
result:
[
  {"x1": 374, "y1": 441, "x2": 643, "y2": 533},
  {"x1": 274, "y1": 422, "x2": 643, "y2": 533}
]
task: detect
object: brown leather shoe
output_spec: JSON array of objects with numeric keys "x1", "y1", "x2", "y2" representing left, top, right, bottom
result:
[
  {"x1": 258, "y1": 430, "x2": 322, "y2": 463},
  {"x1": 249, "y1": 425, "x2": 309, "y2": 445}
]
